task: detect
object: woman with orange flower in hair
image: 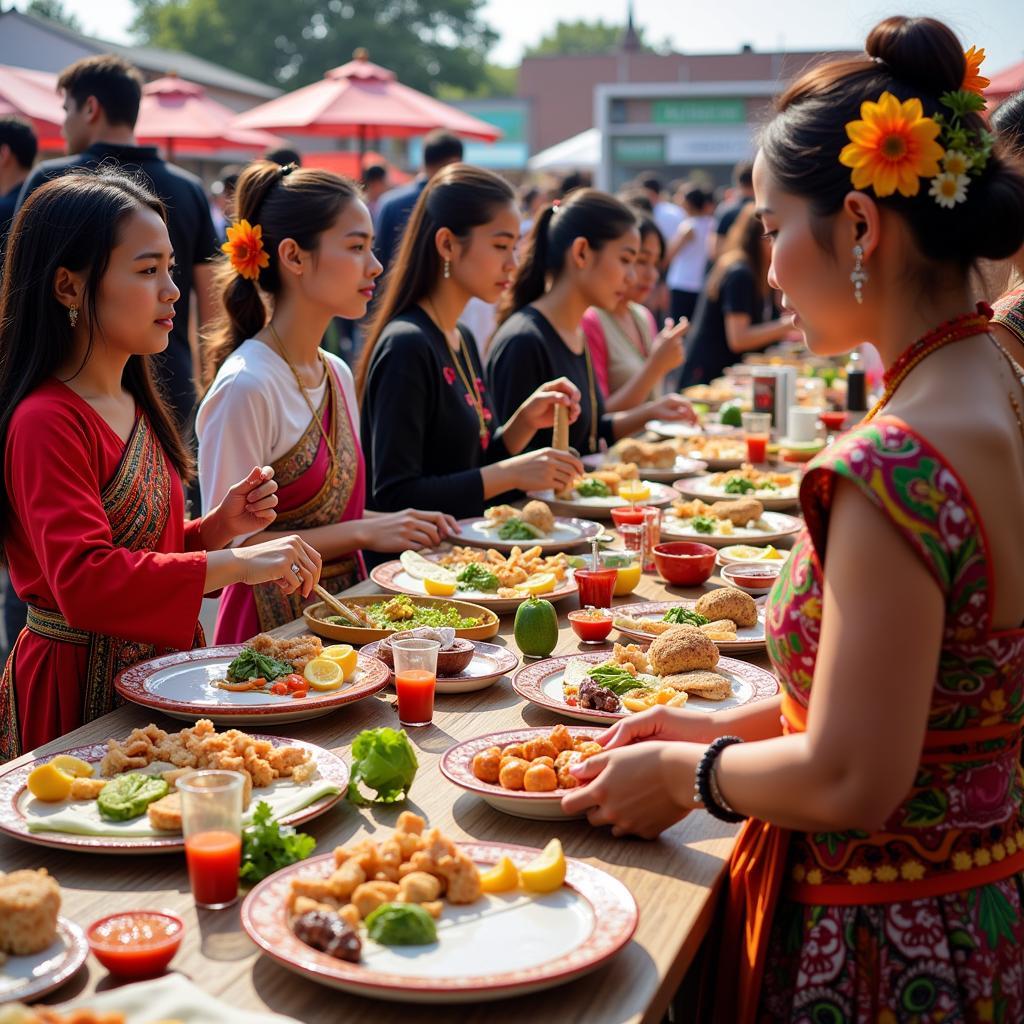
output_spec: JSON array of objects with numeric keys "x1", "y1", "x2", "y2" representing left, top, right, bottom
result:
[{"x1": 562, "y1": 18, "x2": 1024, "y2": 1022}]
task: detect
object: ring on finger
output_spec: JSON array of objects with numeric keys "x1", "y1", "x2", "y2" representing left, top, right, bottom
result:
[{"x1": 290, "y1": 562, "x2": 301, "y2": 575}]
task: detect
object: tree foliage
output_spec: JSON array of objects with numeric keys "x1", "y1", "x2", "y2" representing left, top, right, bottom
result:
[
  {"x1": 524, "y1": 18, "x2": 653, "y2": 57},
  {"x1": 130, "y1": 0, "x2": 498, "y2": 95},
  {"x1": 25, "y1": 0, "x2": 83, "y2": 31}
]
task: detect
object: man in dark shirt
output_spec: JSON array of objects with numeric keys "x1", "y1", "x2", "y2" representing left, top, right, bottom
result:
[
  {"x1": 374, "y1": 131, "x2": 463, "y2": 273},
  {"x1": 710, "y1": 160, "x2": 755, "y2": 260},
  {"x1": 16, "y1": 55, "x2": 219, "y2": 436},
  {"x1": 0, "y1": 117, "x2": 37, "y2": 261}
]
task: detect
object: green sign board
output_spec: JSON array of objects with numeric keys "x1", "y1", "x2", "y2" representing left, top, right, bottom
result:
[
  {"x1": 612, "y1": 136, "x2": 665, "y2": 164},
  {"x1": 652, "y1": 98, "x2": 746, "y2": 124}
]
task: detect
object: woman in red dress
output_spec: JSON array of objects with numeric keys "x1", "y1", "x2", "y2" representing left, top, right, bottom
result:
[{"x1": 0, "y1": 170, "x2": 322, "y2": 761}]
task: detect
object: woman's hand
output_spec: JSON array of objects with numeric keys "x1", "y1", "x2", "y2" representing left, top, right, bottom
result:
[
  {"x1": 360, "y1": 509, "x2": 460, "y2": 552},
  {"x1": 644, "y1": 393, "x2": 698, "y2": 424},
  {"x1": 514, "y1": 377, "x2": 582, "y2": 433},
  {"x1": 503, "y1": 447, "x2": 584, "y2": 494},
  {"x1": 648, "y1": 318, "x2": 689, "y2": 376},
  {"x1": 597, "y1": 704, "x2": 717, "y2": 751},
  {"x1": 233, "y1": 534, "x2": 322, "y2": 598},
  {"x1": 560, "y1": 741, "x2": 697, "y2": 838},
  {"x1": 203, "y1": 466, "x2": 278, "y2": 548}
]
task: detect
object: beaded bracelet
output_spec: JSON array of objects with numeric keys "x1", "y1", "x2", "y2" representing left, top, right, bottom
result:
[{"x1": 694, "y1": 735, "x2": 747, "y2": 823}]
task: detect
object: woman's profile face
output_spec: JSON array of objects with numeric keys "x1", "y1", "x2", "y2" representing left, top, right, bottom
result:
[
  {"x1": 451, "y1": 201, "x2": 520, "y2": 304},
  {"x1": 582, "y1": 227, "x2": 641, "y2": 312}
]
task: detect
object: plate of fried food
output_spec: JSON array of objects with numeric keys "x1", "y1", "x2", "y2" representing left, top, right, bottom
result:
[
  {"x1": 115, "y1": 634, "x2": 390, "y2": 725},
  {"x1": 671, "y1": 435, "x2": 748, "y2": 471},
  {"x1": 241, "y1": 812, "x2": 637, "y2": 1003},
  {"x1": 0, "y1": 720, "x2": 347, "y2": 854},
  {"x1": 441, "y1": 725, "x2": 606, "y2": 820},
  {"x1": 529, "y1": 466, "x2": 677, "y2": 520},
  {"x1": 456, "y1": 500, "x2": 604, "y2": 552},
  {"x1": 680, "y1": 381, "x2": 740, "y2": 409},
  {"x1": 661, "y1": 495, "x2": 803, "y2": 548},
  {"x1": 370, "y1": 548, "x2": 577, "y2": 614},
  {"x1": 587, "y1": 439, "x2": 708, "y2": 483},
  {"x1": 674, "y1": 465, "x2": 801, "y2": 511},
  {"x1": 513, "y1": 636, "x2": 778, "y2": 725},
  {"x1": 612, "y1": 588, "x2": 766, "y2": 653},
  {"x1": 0, "y1": 869, "x2": 88, "y2": 1006}
]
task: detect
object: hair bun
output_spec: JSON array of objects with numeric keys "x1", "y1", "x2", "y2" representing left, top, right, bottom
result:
[{"x1": 866, "y1": 16, "x2": 964, "y2": 96}]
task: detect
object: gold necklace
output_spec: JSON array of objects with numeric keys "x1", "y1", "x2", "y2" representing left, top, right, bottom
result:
[{"x1": 267, "y1": 321, "x2": 340, "y2": 485}]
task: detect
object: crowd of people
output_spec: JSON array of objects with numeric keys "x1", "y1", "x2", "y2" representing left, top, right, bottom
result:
[{"x1": 1, "y1": 14, "x2": 1024, "y2": 1018}]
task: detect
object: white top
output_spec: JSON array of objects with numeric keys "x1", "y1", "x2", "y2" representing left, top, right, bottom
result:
[
  {"x1": 652, "y1": 200, "x2": 684, "y2": 244},
  {"x1": 196, "y1": 338, "x2": 359, "y2": 539},
  {"x1": 666, "y1": 214, "x2": 715, "y2": 293}
]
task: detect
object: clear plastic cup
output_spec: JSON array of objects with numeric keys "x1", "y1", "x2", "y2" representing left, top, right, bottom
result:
[
  {"x1": 392, "y1": 638, "x2": 440, "y2": 727},
  {"x1": 178, "y1": 770, "x2": 245, "y2": 910},
  {"x1": 742, "y1": 412, "x2": 772, "y2": 463}
]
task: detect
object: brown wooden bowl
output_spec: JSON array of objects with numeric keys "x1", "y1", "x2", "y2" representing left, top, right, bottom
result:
[{"x1": 375, "y1": 636, "x2": 476, "y2": 677}]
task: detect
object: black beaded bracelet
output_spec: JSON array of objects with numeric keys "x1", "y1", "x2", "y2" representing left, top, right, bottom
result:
[{"x1": 694, "y1": 735, "x2": 747, "y2": 823}]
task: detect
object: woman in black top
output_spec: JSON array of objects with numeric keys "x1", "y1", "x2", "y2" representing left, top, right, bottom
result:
[
  {"x1": 357, "y1": 165, "x2": 584, "y2": 520},
  {"x1": 678, "y1": 204, "x2": 795, "y2": 387},
  {"x1": 488, "y1": 188, "x2": 696, "y2": 455}
]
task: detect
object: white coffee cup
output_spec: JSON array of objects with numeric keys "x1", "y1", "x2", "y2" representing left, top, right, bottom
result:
[{"x1": 787, "y1": 406, "x2": 821, "y2": 443}]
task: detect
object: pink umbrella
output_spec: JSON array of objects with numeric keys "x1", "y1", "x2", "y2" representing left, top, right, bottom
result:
[
  {"x1": 232, "y1": 49, "x2": 501, "y2": 149},
  {"x1": 987, "y1": 60, "x2": 1024, "y2": 109},
  {"x1": 136, "y1": 75, "x2": 285, "y2": 158},
  {"x1": 0, "y1": 64, "x2": 63, "y2": 149}
]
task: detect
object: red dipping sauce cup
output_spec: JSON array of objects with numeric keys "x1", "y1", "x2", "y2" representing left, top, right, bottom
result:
[
  {"x1": 178, "y1": 770, "x2": 244, "y2": 910},
  {"x1": 87, "y1": 910, "x2": 183, "y2": 978},
  {"x1": 574, "y1": 567, "x2": 618, "y2": 608},
  {"x1": 610, "y1": 506, "x2": 645, "y2": 529},
  {"x1": 568, "y1": 608, "x2": 614, "y2": 644},
  {"x1": 820, "y1": 410, "x2": 848, "y2": 432}
]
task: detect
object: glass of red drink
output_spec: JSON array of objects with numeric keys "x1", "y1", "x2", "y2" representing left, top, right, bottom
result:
[
  {"x1": 609, "y1": 505, "x2": 645, "y2": 530},
  {"x1": 178, "y1": 770, "x2": 244, "y2": 910},
  {"x1": 392, "y1": 638, "x2": 440, "y2": 728},
  {"x1": 742, "y1": 412, "x2": 772, "y2": 464},
  {"x1": 574, "y1": 567, "x2": 618, "y2": 608}
]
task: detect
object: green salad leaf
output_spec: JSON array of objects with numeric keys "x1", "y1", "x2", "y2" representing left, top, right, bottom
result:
[
  {"x1": 97, "y1": 773, "x2": 168, "y2": 821},
  {"x1": 456, "y1": 563, "x2": 500, "y2": 592},
  {"x1": 663, "y1": 607, "x2": 709, "y2": 626},
  {"x1": 723, "y1": 477, "x2": 756, "y2": 495},
  {"x1": 691, "y1": 515, "x2": 717, "y2": 534},
  {"x1": 347, "y1": 727, "x2": 419, "y2": 805},
  {"x1": 226, "y1": 648, "x2": 293, "y2": 683},
  {"x1": 586, "y1": 664, "x2": 651, "y2": 696},
  {"x1": 364, "y1": 902, "x2": 437, "y2": 945},
  {"x1": 240, "y1": 801, "x2": 316, "y2": 883},
  {"x1": 497, "y1": 517, "x2": 544, "y2": 541},
  {"x1": 576, "y1": 478, "x2": 612, "y2": 498}
]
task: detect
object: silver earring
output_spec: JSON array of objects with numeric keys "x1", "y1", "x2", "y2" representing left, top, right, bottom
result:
[
  {"x1": 68, "y1": 304, "x2": 79, "y2": 327},
  {"x1": 851, "y1": 245, "x2": 868, "y2": 305},
  {"x1": 443, "y1": 259, "x2": 451, "y2": 280}
]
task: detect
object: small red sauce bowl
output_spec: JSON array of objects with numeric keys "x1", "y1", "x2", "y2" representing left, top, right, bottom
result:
[
  {"x1": 721, "y1": 561, "x2": 782, "y2": 593},
  {"x1": 568, "y1": 609, "x2": 614, "y2": 643},
  {"x1": 652, "y1": 541, "x2": 717, "y2": 586},
  {"x1": 87, "y1": 909, "x2": 184, "y2": 978}
]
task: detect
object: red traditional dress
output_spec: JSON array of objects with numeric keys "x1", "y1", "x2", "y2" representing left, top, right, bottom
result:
[
  {"x1": 0, "y1": 381, "x2": 207, "y2": 762},
  {"x1": 721, "y1": 411, "x2": 1024, "y2": 1022}
]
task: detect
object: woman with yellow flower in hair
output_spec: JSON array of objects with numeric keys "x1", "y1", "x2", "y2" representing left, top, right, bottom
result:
[{"x1": 561, "y1": 16, "x2": 1024, "y2": 1022}]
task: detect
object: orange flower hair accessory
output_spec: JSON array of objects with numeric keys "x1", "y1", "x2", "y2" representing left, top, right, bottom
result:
[
  {"x1": 962, "y1": 46, "x2": 990, "y2": 97},
  {"x1": 221, "y1": 219, "x2": 269, "y2": 281}
]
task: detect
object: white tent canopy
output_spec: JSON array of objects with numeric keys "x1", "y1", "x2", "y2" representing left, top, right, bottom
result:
[{"x1": 527, "y1": 127, "x2": 599, "y2": 171}]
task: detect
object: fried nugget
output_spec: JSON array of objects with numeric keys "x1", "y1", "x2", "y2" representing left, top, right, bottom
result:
[
  {"x1": 695, "y1": 588, "x2": 758, "y2": 628},
  {"x1": 484, "y1": 504, "x2": 519, "y2": 524},
  {"x1": 708, "y1": 498, "x2": 764, "y2": 527},
  {"x1": 658, "y1": 670, "x2": 734, "y2": 701},
  {"x1": 69, "y1": 777, "x2": 107, "y2": 800},
  {"x1": 146, "y1": 792, "x2": 182, "y2": 832},
  {"x1": 612, "y1": 642, "x2": 651, "y2": 674},
  {"x1": 648, "y1": 625, "x2": 720, "y2": 675},
  {"x1": 521, "y1": 500, "x2": 555, "y2": 535}
]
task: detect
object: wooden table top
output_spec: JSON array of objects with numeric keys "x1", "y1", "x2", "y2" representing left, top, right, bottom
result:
[{"x1": 1, "y1": 565, "x2": 776, "y2": 1023}]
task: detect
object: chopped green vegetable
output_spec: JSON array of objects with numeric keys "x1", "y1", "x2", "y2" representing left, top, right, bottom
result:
[
  {"x1": 97, "y1": 773, "x2": 168, "y2": 821},
  {"x1": 497, "y1": 517, "x2": 544, "y2": 541},
  {"x1": 586, "y1": 664, "x2": 652, "y2": 697},
  {"x1": 364, "y1": 903, "x2": 437, "y2": 945},
  {"x1": 325, "y1": 596, "x2": 481, "y2": 630},
  {"x1": 347, "y1": 727, "x2": 419, "y2": 806},
  {"x1": 723, "y1": 477, "x2": 756, "y2": 495},
  {"x1": 240, "y1": 801, "x2": 316, "y2": 883},
  {"x1": 691, "y1": 515, "x2": 717, "y2": 534},
  {"x1": 576, "y1": 478, "x2": 612, "y2": 498},
  {"x1": 456, "y1": 563, "x2": 500, "y2": 592},
  {"x1": 226, "y1": 648, "x2": 293, "y2": 683},
  {"x1": 663, "y1": 607, "x2": 710, "y2": 626}
]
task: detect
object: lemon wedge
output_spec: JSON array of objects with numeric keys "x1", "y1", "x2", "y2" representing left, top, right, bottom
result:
[
  {"x1": 618, "y1": 482, "x2": 651, "y2": 503},
  {"x1": 303, "y1": 657, "x2": 344, "y2": 691},
  {"x1": 480, "y1": 855, "x2": 520, "y2": 893},
  {"x1": 50, "y1": 754, "x2": 94, "y2": 778},
  {"x1": 519, "y1": 572, "x2": 557, "y2": 596},
  {"x1": 519, "y1": 838, "x2": 567, "y2": 893},
  {"x1": 321, "y1": 644, "x2": 359, "y2": 681},
  {"x1": 27, "y1": 763, "x2": 74, "y2": 802},
  {"x1": 761, "y1": 545, "x2": 783, "y2": 560},
  {"x1": 423, "y1": 576, "x2": 457, "y2": 597}
]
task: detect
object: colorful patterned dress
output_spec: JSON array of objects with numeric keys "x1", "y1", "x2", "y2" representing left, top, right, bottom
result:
[
  {"x1": 752, "y1": 415, "x2": 1024, "y2": 1022},
  {"x1": 993, "y1": 286, "x2": 1024, "y2": 350}
]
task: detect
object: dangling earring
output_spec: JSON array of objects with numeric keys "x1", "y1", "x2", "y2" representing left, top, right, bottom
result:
[
  {"x1": 850, "y1": 245, "x2": 868, "y2": 305},
  {"x1": 443, "y1": 259, "x2": 451, "y2": 280},
  {"x1": 68, "y1": 304, "x2": 79, "y2": 327}
]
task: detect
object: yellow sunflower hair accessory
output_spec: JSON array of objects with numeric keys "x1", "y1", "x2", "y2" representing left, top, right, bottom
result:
[{"x1": 221, "y1": 219, "x2": 270, "y2": 281}]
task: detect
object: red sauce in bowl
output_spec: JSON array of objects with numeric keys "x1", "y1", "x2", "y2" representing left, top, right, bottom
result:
[
  {"x1": 722, "y1": 563, "x2": 781, "y2": 590},
  {"x1": 569, "y1": 608, "x2": 614, "y2": 642},
  {"x1": 87, "y1": 910, "x2": 183, "y2": 978}
]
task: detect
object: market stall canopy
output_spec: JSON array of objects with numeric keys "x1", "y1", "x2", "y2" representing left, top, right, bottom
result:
[
  {"x1": 987, "y1": 60, "x2": 1024, "y2": 108},
  {"x1": 0, "y1": 63, "x2": 63, "y2": 149},
  {"x1": 232, "y1": 49, "x2": 501, "y2": 142},
  {"x1": 526, "y1": 128, "x2": 599, "y2": 172}
]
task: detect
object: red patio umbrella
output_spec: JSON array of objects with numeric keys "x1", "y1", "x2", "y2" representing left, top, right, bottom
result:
[
  {"x1": 136, "y1": 75, "x2": 285, "y2": 158},
  {"x1": 987, "y1": 60, "x2": 1024, "y2": 109},
  {"x1": 0, "y1": 64, "x2": 63, "y2": 149},
  {"x1": 231, "y1": 49, "x2": 501, "y2": 151}
]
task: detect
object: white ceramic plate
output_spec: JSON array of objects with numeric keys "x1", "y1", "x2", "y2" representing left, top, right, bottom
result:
[
  {"x1": 359, "y1": 640, "x2": 519, "y2": 694},
  {"x1": 643, "y1": 419, "x2": 702, "y2": 439},
  {"x1": 716, "y1": 545, "x2": 793, "y2": 567},
  {"x1": 612, "y1": 599, "x2": 767, "y2": 653},
  {"x1": 440, "y1": 726, "x2": 606, "y2": 820},
  {"x1": 0, "y1": 917, "x2": 87, "y2": 1005},
  {"x1": 453, "y1": 516, "x2": 604, "y2": 552},
  {"x1": 513, "y1": 651, "x2": 779, "y2": 725},
  {"x1": 115, "y1": 646, "x2": 390, "y2": 725},
  {"x1": 660, "y1": 509, "x2": 803, "y2": 548},
  {"x1": 528, "y1": 481, "x2": 678, "y2": 521},
  {"x1": 585, "y1": 452, "x2": 708, "y2": 483},
  {"x1": 673, "y1": 472, "x2": 801, "y2": 511},
  {"x1": 241, "y1": 841, "x2": 637, "y2": 1003}
]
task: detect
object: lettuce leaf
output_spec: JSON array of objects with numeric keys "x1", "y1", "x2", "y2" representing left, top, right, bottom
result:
[{"x1": 347, "y1": 727, "x2": 419, "y2": 805}]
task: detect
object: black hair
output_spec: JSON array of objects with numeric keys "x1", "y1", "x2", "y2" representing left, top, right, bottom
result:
[
  {"x1": 619, "y1": 188, "x2": 653, "y2": 214},
  {"x1": 423, "y1": 131, "x2": 464, "y2": 170},
  {"x1": 0, "y1": 117, "x2": 37, "y2": 170},
  {"x1": 57, "y1": 55, "x2": 142, "y2": 128},
  {"x1": 733, "y1": 161, "x2": 754, "y2": 188},
  {"x1": 265, "y1": 147, "x2": 302, "y2": 167},
  {"x1": 637, "y1": 214, "x2": 666, "y2": 261},
  {"x1": 362, "y1": 163, "x2": 388, "y2": 186},
  {"x1": 557, "y1": 170, "x2": 592, "y2": 196},
  {"x1": 639, "y1": 174, "x2": 663, "y2": 193},
  {"x1": 993, "y1": 91, "x2": 1024, "y2": 158}
]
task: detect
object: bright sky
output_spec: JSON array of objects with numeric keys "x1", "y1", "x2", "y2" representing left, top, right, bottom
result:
[{"x1": 21, "y1": 0, "x2": 1024, "y2": 75}]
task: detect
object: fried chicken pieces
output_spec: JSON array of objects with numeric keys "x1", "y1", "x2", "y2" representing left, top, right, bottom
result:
[
  {"x1": 471, "y1": 724, "x2": 601, "y2": 792},
  {"x1": 249, "y1": 632, "x2": 323, "y2": 672}
]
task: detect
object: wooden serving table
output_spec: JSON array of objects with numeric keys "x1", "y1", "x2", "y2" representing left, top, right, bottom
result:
[{"x1": 1, "y1": 570, "x2": 773, "y2": 1023}]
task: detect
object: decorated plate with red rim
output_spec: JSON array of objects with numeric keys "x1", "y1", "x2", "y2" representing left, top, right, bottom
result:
[
  {"x1": 584, "y1": 451, "x2": 708, "y2": 484},
  {"x1": 611, "y1": 599, "x2": 767, "y2": 653},
  {"x1": 0, "y1": 735, "x2": 348, "y2": 855},
  {"x1": 440, "y1": 726, "x2": 606, "y2": 821},
  {"x1": 359, "y1": 640, "x2": 518, "y2": 694},
  {"x1": 672, "y1": 471, "x2": 801, "y2": 511},
  {"x1": 527, "y1": 480, "x2": 678, "y2": 521},
  {"x1": 0, "y1": 917, "x2": 88, "y2": 1005},
  {"x1": 241, "y1": 840, "x2": 637, "y2": 1003},
  {"x1": 453, "y1": 515, "x2": 604, "y2": 552},
  {"x1": 115, "y1": 645, "x2": 389, "y2": 726},
  {"x1": 513, "y1": 651, "x2": 779, "y2": 725},
  {"x1": 370, "y1": 558, "x2": 577, "y2": 614}
]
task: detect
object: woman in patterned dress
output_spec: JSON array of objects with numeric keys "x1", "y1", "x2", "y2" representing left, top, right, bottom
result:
[{"x1": 562, "y1": 16, "x2": 1024, "y2": 1021}]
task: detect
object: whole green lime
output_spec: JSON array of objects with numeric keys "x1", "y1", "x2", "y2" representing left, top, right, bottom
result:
[
  {"x1": 514, "y1": 597, "x2": 559, "y2": 659},
  {"x1": 719, "y1": 400, "x2": 743, "y2": 428}
]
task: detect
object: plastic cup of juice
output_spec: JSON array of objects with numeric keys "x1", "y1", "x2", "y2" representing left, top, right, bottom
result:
[
  {"x1": 392, "y1": 638, "x2": 440, "y2": 728},
  {"x1": 742, "y1": 412, "x2": 772, "y2": 464},
  {"x1": 178, "y1": 770, "x2": 244, "y2": 910}
]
